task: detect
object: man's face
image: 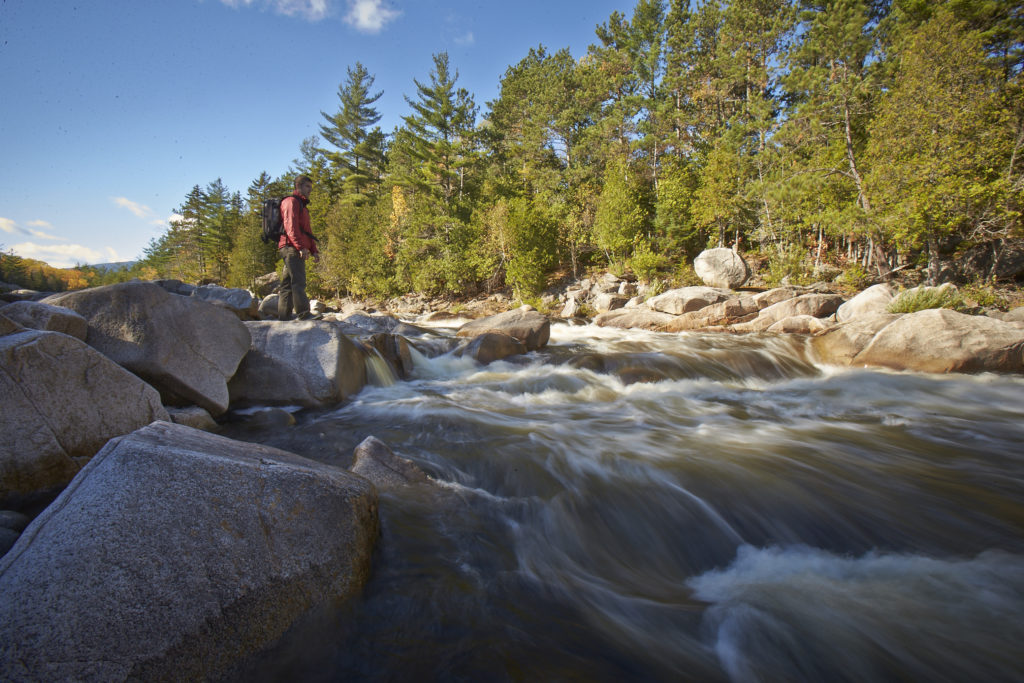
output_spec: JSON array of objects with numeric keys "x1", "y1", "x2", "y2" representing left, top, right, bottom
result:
[{"x1": 299, "y1": 180, "x2": 313, "y2": 197}]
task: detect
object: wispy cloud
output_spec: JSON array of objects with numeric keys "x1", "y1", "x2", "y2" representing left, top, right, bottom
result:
[
  {"x1": 0, "y1": 216, "x2": 60, "y2": 241},
  {"x1": 113, "y1": 197, "x2": 153, "y2": 218},
  {"x1": 344, "y1": 0, "x2": 400, "y2": 33},
  {"x1": 219, "y1": 0, "x2": 333, "y2": 21},
  {"x1": 9, "y1": 241, "x2": 121, "y2": 269},
  {"x1": 454, "y1": 31, "x2": 475, "y2": 46}
]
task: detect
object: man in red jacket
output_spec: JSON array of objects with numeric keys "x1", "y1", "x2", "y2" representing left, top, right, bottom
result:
[{"x1": 277, "y1": 174, "x2": 320, "y2": 321}]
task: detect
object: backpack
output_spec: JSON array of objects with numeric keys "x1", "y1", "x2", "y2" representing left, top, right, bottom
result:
[{"x1": 260, "y1": 196, "x2": 291, "y2": 245}]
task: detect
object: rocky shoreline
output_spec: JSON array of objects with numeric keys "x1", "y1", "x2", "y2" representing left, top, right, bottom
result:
[{"x1": 2, "y1": 255, "x2": 1023, "y2": 678}]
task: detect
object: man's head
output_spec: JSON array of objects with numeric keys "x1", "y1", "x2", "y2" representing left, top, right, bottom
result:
[{"x1": 294, "y1": 174, "x2": 313, "y2": 198}]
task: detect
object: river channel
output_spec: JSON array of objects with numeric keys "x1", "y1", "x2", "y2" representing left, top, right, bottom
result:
[{"x1": 227, "y1": 322, "x2": 1024, "y2": 682}]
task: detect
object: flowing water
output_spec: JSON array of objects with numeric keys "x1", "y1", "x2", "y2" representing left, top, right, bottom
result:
[{"x1": 228, "y1": 322, "x2": 1024, "y2": 682}]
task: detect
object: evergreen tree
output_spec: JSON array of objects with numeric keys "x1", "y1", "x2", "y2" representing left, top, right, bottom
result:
[
  {"x1": 319, "y1": 62, "x2": 387, "y2": 202},
  {"x1": 866, "y1": 8, "x2": 1016, "y2": 283}
]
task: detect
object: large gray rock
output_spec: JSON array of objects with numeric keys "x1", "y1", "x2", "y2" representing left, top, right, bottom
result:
[
  {"x1": 659, "y1": 296, "x2": 761, "y2": 332},
  {"x1": 228, "y1": 321, "x2": 367, "y2": 407},
  {"x1": 647, "y1": 286, "x2": 734, "y2": 315},
  {"x1": 0, "y1": 329, "x2": 169, "y2": 509},
  {"x1": 851, "y1": 308, "x2": 1024, "y2": 374},
  {"x1": 836, "y1": 284, "x2": 894, "y2": 322},
  {"x1": 591, "y1": 292, "x2": 629, "y2": 313},
  {"x1": 694, "y1": 248, "x2": 751, "y2": 289},
  {"x1": 350, "y1": 436, "x2": 429, "y2": 490},
  {"x1": 0, "y1": 421, "x2": 379, "y2": 681},
  {"x1": 44, "y1": 281, "x2": 250, "y2": 415},
  {"x1": 456, "y1": 332, "x2": 527, "y2": 364},
  {"x1": 0, "y1": 300, "x2": 88, "y2": 340},
  {"x1": 594, "y1": 307, "x2": 677, "y2": 330},
  {"x1": 732, "y1": 294, "x2": 844, "y2": 333},
  {"x1": 191, "y1": 284, "x2": 259, "y2": 320},
  {"x1": 810, "y1": 314, "x2": 902, "y2": 366},
  {"x1": 766, "y1": 315, "x2": 835, "y2": 335},
  {"x1": 457, "y1": 307, "x2": 550, "y2": 351}
]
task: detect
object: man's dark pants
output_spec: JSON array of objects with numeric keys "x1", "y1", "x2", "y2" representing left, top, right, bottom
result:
[{"x1": 277, "y1": 246, "x2": 310, "y2": 320}]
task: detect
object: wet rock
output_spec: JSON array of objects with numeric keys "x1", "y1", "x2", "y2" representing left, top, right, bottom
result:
[
  {"x1": 364, "y1": 333, "x2": 415, "y2": 379},
  {"x1": 694, "y1": 248, "x2": 751, "y2": 289},
  {"x1": 0, "y1": 329, "x2": 169, "y2": 509},
  {"x1": 647, "y1": 286, "x2": 733, "y2": 315},
  {"x1": 44, "y1": 281, "x2": 250, "y2": 416},
  {"x1": 0, "y1": 301, "x2": 88, "y2": 340},
  {"x1": 350, "y1": 436, "x2": 428, "y2": 490},
  {"x1": 228, "y1": 321, "x2": 367, "y2": 407},
  {"x1": 0, "y1": 421, "x2": 379, "y2": 682},
  {"x1": 456, "y1": 332, "x2": 527, "y2": 364},
  {"x1": 457, "y1": 307, "x2": 550, "y2": 351}
]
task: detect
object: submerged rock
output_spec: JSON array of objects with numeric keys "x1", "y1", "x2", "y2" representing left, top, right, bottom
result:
[
  {"x1": 0, "y1": 421, "x2": 379, "y2": 682},
  {"x1": 350, "y1": 436, "x2": 429, "y2": 490}
]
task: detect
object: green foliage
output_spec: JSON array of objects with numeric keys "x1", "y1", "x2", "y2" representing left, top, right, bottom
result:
[
  {"x1": 626, "y1": 238, "x2": 664, "y2": 283},
  {"x1": 962, "y1": 283, "x2": 1009, "y2": 310},
  {"x1": 887, "y1": 286, "x2": 967, "y2": 314},
  {"x1": 837, "y1": 263, "x2": 873, "y2": 290},
  {"x1": 764, "y1": 244, "x2": 813, "y2": 287},
  {"x1": 672, "y1": 261, "x2": 703, "y2": 287},
  {"x1": 131, "y1": 0, "x2": 1021, "y2": 304}
]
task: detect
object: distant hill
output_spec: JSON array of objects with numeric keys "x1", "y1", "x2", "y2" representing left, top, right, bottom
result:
[{"x1": 76, "y1": 261, "x2": 136, "y2": 272}]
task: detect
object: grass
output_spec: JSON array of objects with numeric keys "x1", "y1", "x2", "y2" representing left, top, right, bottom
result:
[{"x1": 887, "y1": 285, "x2": 967, "y2": 314}]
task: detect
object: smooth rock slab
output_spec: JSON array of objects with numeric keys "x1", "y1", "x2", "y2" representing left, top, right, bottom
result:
[
  {"x1": 0, "y1": 421, "x2": 379, "y2": 682},
  {"x1": 457, "y1": 307, "x2": 550, "y2": 351},
  {"x1": 0, "y1": 300, "x2": 88, "y2": 340},
  {"x1": 228, "y1": 321, "x2": 367, "y2": 407},
  {"x1": 647, "y1": 286, "x2": 733, "y2": 315},
  {"x1": 852, "y1": 308, "x2": 1024, "y2": 374},
  {"x1": 0, "y1": 329, "x2": 169, "y2": 509}
]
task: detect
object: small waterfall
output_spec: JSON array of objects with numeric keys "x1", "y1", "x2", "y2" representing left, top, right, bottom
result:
[{"x1": 363, "y1": 346, "x2": 397, "y2": 387}]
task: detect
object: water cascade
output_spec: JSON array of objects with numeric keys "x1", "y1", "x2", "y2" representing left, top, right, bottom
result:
[{"x1": 232, "y1": 322, "x2": 1024, "y2": 682}]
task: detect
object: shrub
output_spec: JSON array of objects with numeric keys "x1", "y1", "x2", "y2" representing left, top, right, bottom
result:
[
  {"x1": 764, "y1": 244, "x2": 813, "y2": 287},
  {"x1": 627, "y1": 239, "x2": 665, "y2": 283},
  {"x1": 962, "y1": 283, "x2": 1008, "y2": 310},
  {"x1": 887, "y1": 285, "x2": 967, "y2": 314},
  {"x1": 837, "y1": 263, "x2": 873, "y2": 290}
]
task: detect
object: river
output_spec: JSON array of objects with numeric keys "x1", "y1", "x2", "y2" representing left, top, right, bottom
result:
[{"x1": 228, "y1": 322, "x2": 1024, "y2": 682}]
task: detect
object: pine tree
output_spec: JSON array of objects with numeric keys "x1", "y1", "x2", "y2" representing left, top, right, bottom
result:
[{"x1": 319, "y1": 62, "x2": 387, "y2": 202}]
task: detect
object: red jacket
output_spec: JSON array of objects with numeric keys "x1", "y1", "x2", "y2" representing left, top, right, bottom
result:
[{"x1": 278, "y1": 192, "x2": 318, "y2": 254}]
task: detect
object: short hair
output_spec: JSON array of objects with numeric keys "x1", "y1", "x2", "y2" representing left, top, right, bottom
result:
[{"x1": 294, "y1": 174, "x2": 313, "y2": 189}]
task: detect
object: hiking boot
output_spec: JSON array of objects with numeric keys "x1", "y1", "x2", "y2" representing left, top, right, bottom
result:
[{"x1": 295, "y1": 312, "x2": 323, "y2": 321}]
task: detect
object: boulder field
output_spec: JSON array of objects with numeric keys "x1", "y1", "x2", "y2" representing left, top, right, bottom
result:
[{"x1": 0, "y1": 271, "x2": 1022, "y2": 676}]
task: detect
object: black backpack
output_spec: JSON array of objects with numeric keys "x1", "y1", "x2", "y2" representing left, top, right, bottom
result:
[{"x1": 260, "y1": 196, "x2": 292, "y2": 245}]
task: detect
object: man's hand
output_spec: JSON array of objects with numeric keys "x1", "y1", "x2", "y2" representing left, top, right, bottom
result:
[
  {"x1": 312, "y1": 252, "x2": 321, "y2": 263},
  {"x1": 300, "y1": 248, "x2": 311, "y2": 260}
]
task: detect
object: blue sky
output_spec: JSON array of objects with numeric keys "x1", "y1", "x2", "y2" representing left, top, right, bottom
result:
[{"x1": 0, "y1": 0, "x2": 634, "y2": 269}]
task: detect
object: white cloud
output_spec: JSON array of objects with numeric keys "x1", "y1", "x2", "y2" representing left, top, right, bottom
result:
[
  {"x1": 0, "y1": 216, "x2": 60, "y2": 241},
  {"x1": 454, "y1": 31, "x2": 475, "y2": 46},
  {"x1": 220, "y1": 0, "x2": 333, "y2": 21},
  {"x1": 113, "y1": 197, "x2": 153, "y2": 218},
  {"x1": 344, "y1": 0, "x2": 400, "y2": 33},
  {"x1": 10, "y1": 241, "x2": 122, "y2": 269}
]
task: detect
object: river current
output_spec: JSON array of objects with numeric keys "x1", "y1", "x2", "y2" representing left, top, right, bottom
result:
[{"x1": 229, "y1": 322, "x2": 1024, "y2": 682}]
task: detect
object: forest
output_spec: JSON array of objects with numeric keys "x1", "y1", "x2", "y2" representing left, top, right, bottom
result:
[{"x1": 112, "y1": 0, "x2": 1023, "y2": 302}]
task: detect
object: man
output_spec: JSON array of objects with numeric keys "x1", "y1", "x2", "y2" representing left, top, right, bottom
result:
[{"x1": 277, "y1": 174, "x2": 320, "y2": 321}]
